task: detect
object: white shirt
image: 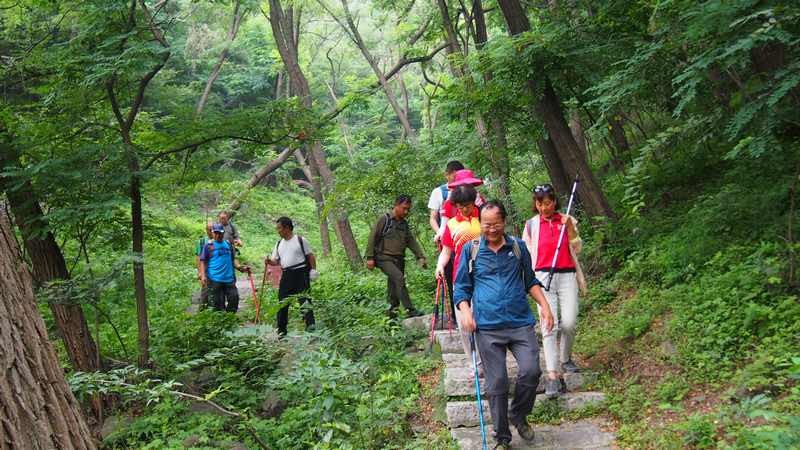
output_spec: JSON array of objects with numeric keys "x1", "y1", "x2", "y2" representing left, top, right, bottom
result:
[
  {"x1": 271, "y1": 235, "x2": 313, "y2": 269},
  {"x1": 428, "y1": 184, "x2": 447, "y2": 211}
]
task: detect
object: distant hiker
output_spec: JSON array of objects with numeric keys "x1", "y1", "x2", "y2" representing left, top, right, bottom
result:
[
  {"x1": 199, "y1": 223, "x2": 251, "y2": 312},
  {"x1": 218, "y1": 211, "x2": 242, "y2": 248},
  {"x1": 435, "y1": 184, "x2": 482, "y2": 363},
  {"x1": 366, "y1": 195, "x2": 428, "y2": 319},
  {"x1": 266, "y1": 217, "x2": 317, "y2": 336},
  {"x1": 454, "y1": 201, "x2": 554, "y2": 449},
  {"x1": 439, "y1": 169, "x2": 486, "y2": 226},
  {"x1": 195, "y1": 222, "x2": 214, "y2": 310},
  {"x1": 428, "y1": 160, "x2": 464, "y2": 311},
  {"x1": 522, "y1": 184, "x2": 587, "y2": 398},
  {"x1": 428, "y1": 160, "x2": 464, "y2": 242}
]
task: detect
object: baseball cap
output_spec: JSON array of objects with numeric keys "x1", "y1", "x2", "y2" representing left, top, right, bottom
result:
[{"x1": 211, "y1": 223, "x2": 225, "y2": 233}]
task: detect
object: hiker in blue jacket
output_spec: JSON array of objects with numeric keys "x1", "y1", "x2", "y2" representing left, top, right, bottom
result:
[
  {"x1": 454, "y1": 200, "x2": 554, "y2": 449},
  {"x1": 199, "y1": 223, "x2": 251, "y2": 312}
]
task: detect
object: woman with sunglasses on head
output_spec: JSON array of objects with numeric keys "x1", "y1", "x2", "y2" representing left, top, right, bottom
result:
[{"x1": 522, "y1": 184, "x2": 587, "y2": 398}]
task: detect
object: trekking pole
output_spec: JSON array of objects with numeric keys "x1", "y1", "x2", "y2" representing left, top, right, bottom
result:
[
  {"x1": 545, "y1": 174, "x2": 580, "y2": 292},
  {"x1": 470, "y1": 334, "x2": 489, "y2": 450},
  {"x1": 442, "y1": 281, "x2": 454, "y2": 335},
  {"x1": 248, "y1": 270, "x2": 261, "y2": 324},
  {"x1": 429, "y1": 277, "x2": 442, "y2": 345}
]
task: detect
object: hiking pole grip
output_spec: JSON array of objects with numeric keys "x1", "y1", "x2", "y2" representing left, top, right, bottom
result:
[{"x1": 545, "y1": 173, "x2": 580, "y2": 292}]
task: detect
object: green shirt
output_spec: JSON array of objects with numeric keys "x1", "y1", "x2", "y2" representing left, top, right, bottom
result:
[{"x1": 365, "y1": 213, "x2": 425, "y2": 260}]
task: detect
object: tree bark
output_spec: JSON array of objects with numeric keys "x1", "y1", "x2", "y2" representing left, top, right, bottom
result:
[
  {"x1": 295, "y1": 149, "x2": 332, "y2": 256},
  {"x1": 0, "y1": 207, "x2": 98, "y2": 450},
  {"x1": 268, "y1": 0, "x2": 361, "y2": 267},
  {"x1": 228, "y1": 147, "x2": 294, "y2": 214},
  {"x1": 537, "y1": 137, "x2": 570, "y2": 195},
  {"x1": 0, "y1": 148, "x2": 101, "y2": 374},
  {"x1": 327, "y1": 0, "x2": 417, "y2": 143},
  {"x1": 196, "y1": 0, "x2": 247, "y2": 115},
  {"x1": 608, "y1": 112, "x2": 629, "y2": 170},
  {"x1": 496, "y1": 0, "x2": 616, "y2": 219}
]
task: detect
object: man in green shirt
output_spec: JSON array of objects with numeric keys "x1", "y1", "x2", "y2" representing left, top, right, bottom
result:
[
  {"x1": 366, "y1": 194, "x2": 428, "y2": 318},
  {"x1": 195, "y1": 223, "x2": 214, "y2": 310}
]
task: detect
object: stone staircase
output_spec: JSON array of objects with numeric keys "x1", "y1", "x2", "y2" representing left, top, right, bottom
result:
[{"x1": 405, "y1": 315, "x2": 615, "y2": 449}]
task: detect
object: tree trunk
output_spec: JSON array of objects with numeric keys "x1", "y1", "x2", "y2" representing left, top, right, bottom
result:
[
  {"x1": 334, "y1": 0, "x2": 417, "y2": 143},
  {"x1": 196, "y1": 0, "x2": 246, "y2": 115},
  {"x1": 268, "y1": 0, "x2": 362, "y2": 268},
  {"x1": 537, "y1": 137, "x2": 570, "y2": 195},
  {"x1": 496, "y1": 0, "x2": 616, "y2": 219},
  {"x1": 608, "y1": 112, "x2": 629, "y2": 170},
  {"x1": 127, "y1": 147, "x2": 150, "y2": 368},
  {"x1": 0, "y1": 207, "x2": 98, "y2": 450},
  {"x1": 228, "y1": 147, "x2": 294, "y2": 214},
  {"x1": 295, "y1": 149, "x2": 332, "y2": 256},
  {"x1": 0, "y1": 146, "x2": 101, "y2": 374}
]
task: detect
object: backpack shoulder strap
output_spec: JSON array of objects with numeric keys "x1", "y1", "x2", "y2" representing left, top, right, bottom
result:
[
  {"x1": 380, "y1": 212, "x2": 392, "y2": 236},
  {"x1": 468, "y1": 238, "x2": 481, "y2": 275},
  {"x1": 298, "y1": 235, "x2": 310, "y2": 266},
  {"x1": 509, "y1": 237, "x2": 529, "y2": 288},
  {"x1": 440, "y1": 184, "x2": 449, "y2": 202}
]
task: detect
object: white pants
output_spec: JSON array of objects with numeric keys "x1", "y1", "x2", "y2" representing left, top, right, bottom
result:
[{"x1": 535, "y1": 271, "x2": 579, "y2": 373}]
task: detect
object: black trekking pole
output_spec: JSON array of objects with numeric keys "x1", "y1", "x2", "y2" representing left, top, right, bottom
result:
[{"x1": 545, "y1": 174, "x2": 580, "y2": 292}]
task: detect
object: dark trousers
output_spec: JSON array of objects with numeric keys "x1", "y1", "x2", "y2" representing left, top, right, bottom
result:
[
  {"x1": 277, "y1": 268, "x2": 315, "y2": 336},
  {"x1": 198, "y1": 285, "x2": 210, "y2": 310},
  {"x1": 375, "y1": 255, "x2": 416, "y2": 316},
  {"x1": 444, "y1": 255, "x2": 454, "y2": 318},
  {"x1": 476, "y1": 325, "x2": 542, "y2": 444},
  {"x1": 209, "y1": 280, "x2": 239, "y2": 312}
]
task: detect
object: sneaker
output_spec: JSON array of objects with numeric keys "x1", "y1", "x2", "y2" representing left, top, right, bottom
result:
[
  {"x1": 493, "y1": 441, "x2": 510, "y2": 450},
  {"x1": 562, "y1": 360, "x2": 581, "y2": 373},
  {"x1": 544, "y1": 377, "x2": 561, "y2": 399},
  {"x1": 406, "y1": 309, "x2": 423, "y2": 318},
  {"x1": 515, "y1": 420, "x2": 536, "y2": 441}
]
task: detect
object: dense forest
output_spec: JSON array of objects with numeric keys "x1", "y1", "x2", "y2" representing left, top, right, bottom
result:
[{"x1": 1, "y1": 0, "x2": 798, "y2": 449}]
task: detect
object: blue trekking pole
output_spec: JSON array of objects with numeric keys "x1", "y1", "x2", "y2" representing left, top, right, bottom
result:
[
  {"x1": 545, "y1": 174, "x2": 580, "y2": 292},
  {"x1": 470, "y1": 334, "x2": 488, "y2": 450}
]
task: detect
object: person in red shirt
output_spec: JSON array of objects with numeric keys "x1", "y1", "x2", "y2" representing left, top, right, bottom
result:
[
  {"x1": 435, "y1": 185, "x2": 482, "y2": 361},
  {"x1": 437, "y1": 169, "x2": 485, "y2": 238},
  {"x1": 522, "y1": 184, "x2": 587, "y2": 398}
]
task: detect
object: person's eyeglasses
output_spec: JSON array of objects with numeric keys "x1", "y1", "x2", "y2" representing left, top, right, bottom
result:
[
  {"x1": 534, "y1": 184, "x2": 554, "y2": 195},
  {"x1": 480, "y1": 223, "x2": 503, "y2": 231}
]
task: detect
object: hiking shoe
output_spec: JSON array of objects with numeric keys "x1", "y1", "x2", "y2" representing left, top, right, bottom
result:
[
  {"x1": 493, "y1": 441, "x2": 510, "y2": 450},
  {"x1": 544, "y1": 377, "x2": 561, "y2": 398},
  {"x1": 515, "y1": 420, "x2": 536, "y2": 441},
  {"x1": 562, "y1": 360, "x2": 581, "y2": 373},
  {"x1": 406, "y1": 309, "x2": 423, "y2": 318}
]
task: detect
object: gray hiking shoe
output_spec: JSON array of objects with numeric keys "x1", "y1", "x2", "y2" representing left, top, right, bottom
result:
[
  {"x1": 515, "y1": 420, "x2": 536, "y2": 441},
  {"x1": 562, "y1": 360, "x2": 581, "y2": 373},
  {"x1": 545, "y1": 377, "x2": 561, "y2": 398},
  {"x1": 493, "y1": 441, "x2": 510, "y2": 450}
]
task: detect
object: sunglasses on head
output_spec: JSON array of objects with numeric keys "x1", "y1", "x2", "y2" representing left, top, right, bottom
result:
[{"x1": 533, "y1": 184, "x2": 554, "y2": 195}]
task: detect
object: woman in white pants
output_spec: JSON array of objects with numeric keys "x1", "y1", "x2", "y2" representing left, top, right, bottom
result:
[{"x1": 522, "y1": 184, "x2": 587, "y2": 398}]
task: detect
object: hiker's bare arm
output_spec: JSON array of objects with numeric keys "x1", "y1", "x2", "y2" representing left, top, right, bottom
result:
[
  {"x1": 429, "y1": 209, "x2": 440, "y2": 238},
  {"x1": 308, "y1": 253, "x2": 317, "y2": 270},
  {"x1": 199, "y1": 260, "x2": 208, "y2": 285},
  {"x1": 435, "y1": 246, "x2": 452, "y2": 279},
  {"x1": 457, "y1": 301, "x2": 476, "y2": 333},
  {"x1": 529, "y1": 285, "x2": 554, "y2": 333}
]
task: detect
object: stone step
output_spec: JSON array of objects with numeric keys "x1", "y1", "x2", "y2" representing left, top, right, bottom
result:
[
  {"x1": 450, "y1": 419, "x2": 615, "y2": 450},
  {"x1": 444, "y1": 368, "x2": 587, "y2": 397},
  {"x1": 402, "y1": 313, "x2": 434, "y2": 331},
  {"x1": 446, "y1": 392, "x2": 606, "y2": 428},
  {"x1": 436, "y1": 329, "x2": 466, "y2": 354}
]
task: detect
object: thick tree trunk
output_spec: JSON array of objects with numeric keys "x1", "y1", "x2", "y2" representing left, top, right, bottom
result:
[
  {"x1": 0, "y1": 207, "x2": 98, "y2": 450},
  {"x1": 537, "y1": 137, "x2": 570, "y2": 195},
  {"x1": 496, "y1": 0, "x2": 615, "y2": 219},
  {"x1": 608, "y1": 112, "x2": 629, "y2": 170},
  {"x1": 268, "y1": 0, "x2": 362, "y2": 268},
  {"x1": 0, "y1": 147, "x2": 101, "y2": 374},
  {"x1": 295, "y1": 149, "x2": 332, "y2": 256}
]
